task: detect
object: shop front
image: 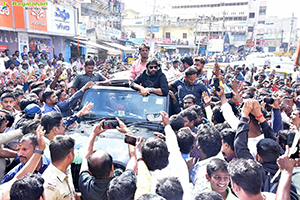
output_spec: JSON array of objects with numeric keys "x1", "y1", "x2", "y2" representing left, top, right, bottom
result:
[
  {"x1": 0, "y1": 30, "x2": 18, "y2": 52},
  {"x1": 28, "y1": 35, "x2": 53, "y2": 58}
]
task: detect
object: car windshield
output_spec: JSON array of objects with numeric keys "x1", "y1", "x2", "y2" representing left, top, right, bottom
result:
[{"x1": 81, "y1": 87, "x2": 168, "y2": 120}]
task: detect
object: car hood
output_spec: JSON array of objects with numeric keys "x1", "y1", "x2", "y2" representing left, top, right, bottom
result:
[{"x1": 66, "y1": 120, "x2": 162, "y2": 167}]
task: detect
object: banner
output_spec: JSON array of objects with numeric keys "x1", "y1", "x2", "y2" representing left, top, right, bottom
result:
[
  {"x1": 27, "y1": 0, "x2": 47, "y2": 31},
  {"x1": 0, "y1": 0, "x2": 14, "y2": 28}
]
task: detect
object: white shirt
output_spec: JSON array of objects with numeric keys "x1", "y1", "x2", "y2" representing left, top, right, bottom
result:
[
  {"x1": 244, "y1": 71, "x2": 252, "y2": 82},
  {"x1": 221, "y1": 102, "x2": 240, "y2": 130},
  {"x1": 150, "y1": 125, "x2": 191, "y2": 200},
  {"x1": 0, "y1": 57, "x2": 9, "y2": 73},
  {"x1": 167, "y1": 66, "x2": 182, "y2": 81},
  {"x1": 191, "y1": 151, "x2": 224, "y2": 193}
]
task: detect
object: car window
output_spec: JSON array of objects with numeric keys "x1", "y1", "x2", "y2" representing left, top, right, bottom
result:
[{"x1": 81, "y1": 89, "x2": 167, "y2": 120}]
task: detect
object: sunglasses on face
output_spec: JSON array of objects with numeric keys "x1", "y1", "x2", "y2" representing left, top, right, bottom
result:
[{"x1": 148, "y1": 66, "x2": 158, "y2": 69}]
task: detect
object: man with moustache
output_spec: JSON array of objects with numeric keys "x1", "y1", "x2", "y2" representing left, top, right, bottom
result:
[
  {"x1": 131, "y1": 58, "x2": 169, "y2": 96},
  {"x1": 130, "y1": 43, "x2": 150, "y2": 81},
  {"x1": 1, "y1": 133, "x2": 50, "y2": 183}
]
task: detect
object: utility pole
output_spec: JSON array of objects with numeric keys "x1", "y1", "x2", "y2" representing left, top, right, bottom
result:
[
  {"x1": 248, "y1": 23, "x2": 255, "y2": 55},
  {"x1": 196, "y1": 15, "x2": 206, "y2": 56},
  {"x1": 194, "y1": 14, "x2": 199, "y2": 55},
  {"x1": 208, "y1": 15, "x2": 215, "y2": 55},
  {"x1": 222, "y1": 11, "x2": 226, "y2": 39},
  {"x1": 149, "y1": 0, "x2": 156, "y2": 55},
  {"x1": 287, "y1": 12, "x2": 295, "y2": 53},
  {"x1": 222, "y1": 10, "x2": 226, "y2": 52},
  {"x1": 281, "y1": 30, "x2": 284, "y2": 48}
]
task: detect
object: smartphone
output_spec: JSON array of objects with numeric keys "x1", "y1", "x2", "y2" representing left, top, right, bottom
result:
[
  {"x1": 287, "y1": 131, "x2": 299, "y2": 159},
  {"x1": 213, "y1": 77, "x2": 220, "y2": 92},
  {"x1": 263, "y1": 97, "x2": 274, "y2": 104},
  {"x1": 146, "y1": 113, "x2": 162, "y2": 122},
  {"x1": 225, "y1": 93, "x2": 233, "y2": 98},
  {"x1": 102, "y1": 120, "x2": 118, "y2": 129},
  {"x1": 124, "y1": 134, "x2": 137, "y2": 146}
]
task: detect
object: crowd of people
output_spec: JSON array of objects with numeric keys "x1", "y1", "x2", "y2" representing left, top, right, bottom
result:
[{"x1": 0, "y1": 42, "x2": 299, "y2": 200}]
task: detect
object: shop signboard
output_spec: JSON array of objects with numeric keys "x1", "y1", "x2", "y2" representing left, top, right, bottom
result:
[
  {"x1": 147, "y1": 26, "x2": 159, "y2": 33},
  {"x1": 96, "y1": 25, "x2": 111, "y2": 41},
  {"x1": 0, "y1": 0, "x2": 14, "y2": 28},
  {"x1": 78, "y1": 23, "x2": 86, "y2": 37},
  {"x1": 52, "y1": 4, "x2": 75, "y2": 35},
  {"x1": 0, "y1": 45, "x2": 7, "y2": 51},
  {"x1": 107, "y1": 27, "x2": 121, "y2": 40},
  {"x1": 27, "y1": 0, "x2": 48, "y2": 31}
]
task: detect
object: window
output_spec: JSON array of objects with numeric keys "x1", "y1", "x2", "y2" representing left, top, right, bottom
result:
[
  {"x1": 183, "y1": 33, "x2": 187, "y2": 38},
  {"x1": 258, "y1": 20, "x2": 265, "y2": 24},
  {"x1": 166, "y1": 32, "x2": 170, "y2": 39},
  {"x1": 249, "y1": 13, "x2": 255, "y2": 18},
  {"x1": 248, "y1": 26, "x2": 254, "y2": 32},
  {"x1": 259, "y1": 7, "x2": 266, "y2": 15}
]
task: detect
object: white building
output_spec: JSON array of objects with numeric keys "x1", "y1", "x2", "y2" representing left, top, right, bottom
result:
[
  {"x1": 259, "y1": 16, "x2": 298, "y2": 52},
  {"x1": 167, "y1": 0, "x2": 268, "y2": 53}
]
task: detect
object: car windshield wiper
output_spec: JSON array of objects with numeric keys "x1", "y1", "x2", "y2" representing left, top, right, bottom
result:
[
  {"x1": 127, "y1": 121, "x2": 164, "y2": 132},
  {"x1": 82, "y1": 117, "x2": 120, "y2": 124}
]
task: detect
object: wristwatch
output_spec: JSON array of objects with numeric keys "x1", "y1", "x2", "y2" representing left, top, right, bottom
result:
[
  {"x1": 34, "y1": 149, "x2": 44, "y2": 155},
  {"x1": 150, "y1": 88, "x2": 154, "y2": 93}
]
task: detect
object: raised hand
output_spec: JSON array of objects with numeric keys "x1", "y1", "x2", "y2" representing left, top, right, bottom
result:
[
  {"x1": 202, "y1": 91, "x2": 212, "y2": 106},
  {"x1": 93, "y1": 120, "x2": 106, "y2": 137},
  {"x1": 116, "y1": 117, "x2": 131, "y2": 134},
  {"x1": 36, "y1": 125, "x2": 46, "y2": 151}
]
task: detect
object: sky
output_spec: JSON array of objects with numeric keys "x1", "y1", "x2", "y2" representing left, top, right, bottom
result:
[{"x1": 124, "y1": 0, "x2": 300, "y2": 28}]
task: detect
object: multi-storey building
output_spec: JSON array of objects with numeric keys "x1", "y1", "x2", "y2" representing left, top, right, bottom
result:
[{"x1": 168, "y1": 0, "x2": 268, "y2": 53}]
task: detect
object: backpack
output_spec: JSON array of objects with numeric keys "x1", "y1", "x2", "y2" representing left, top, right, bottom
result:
[{"x1": 263, "y1": 171, "x2": 299, "y2": 200}]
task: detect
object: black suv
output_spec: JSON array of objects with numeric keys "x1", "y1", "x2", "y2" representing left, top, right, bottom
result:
[{"x1": 67, "y1": 85, "x2": 169, "y2": 167}]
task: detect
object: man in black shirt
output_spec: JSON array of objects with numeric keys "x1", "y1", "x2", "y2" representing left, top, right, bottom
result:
[
  {"x1": 71, "y1": 59, "x2": 111, "y2": 90},
  {"x1": 131, "y1": 58, "x2": 169, "y2": 96}
]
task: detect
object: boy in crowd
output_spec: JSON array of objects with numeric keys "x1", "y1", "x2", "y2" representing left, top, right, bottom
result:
[{"x1": 203, "y1": 158, "x2": 238, "y2": 200}]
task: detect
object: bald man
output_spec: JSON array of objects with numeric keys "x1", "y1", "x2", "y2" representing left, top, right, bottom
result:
[{"x1": 78, "y1": 126, "x2": 114, "y2": 200}]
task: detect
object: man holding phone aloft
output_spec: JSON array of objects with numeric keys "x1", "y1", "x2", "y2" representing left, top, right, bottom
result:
[{"x1": 79, "y1": 118, "x2": 138, "y2": 200}]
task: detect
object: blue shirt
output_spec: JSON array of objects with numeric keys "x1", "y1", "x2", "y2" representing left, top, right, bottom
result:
[
  {"x1": 42, "y1": 104, "x2": 78, "y2": 128},
  {"x1": 1, "y1": 156, "x2": 50, "y2": 184},
  {"x1": 171, "y1": 78, "x2": 209, "y2": 108},
  {"x1": 236, "y1": 73, "x2": 245, "y2": 81},
  {"x1": 42, "y1": 103, "x2": 61, "y2": 114},
  {"x1": 57, "y1": 90, "x2": 83, "y2": 117}
]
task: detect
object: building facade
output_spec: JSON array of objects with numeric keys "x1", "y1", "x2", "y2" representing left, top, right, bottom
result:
[{"x1": 0, "y1": 0, "x2": 77, "y2": 61}]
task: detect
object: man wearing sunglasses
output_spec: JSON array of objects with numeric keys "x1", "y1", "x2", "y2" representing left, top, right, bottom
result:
[{"x1": 131, "y1": 58, "x2": 169, "y2": 96}]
